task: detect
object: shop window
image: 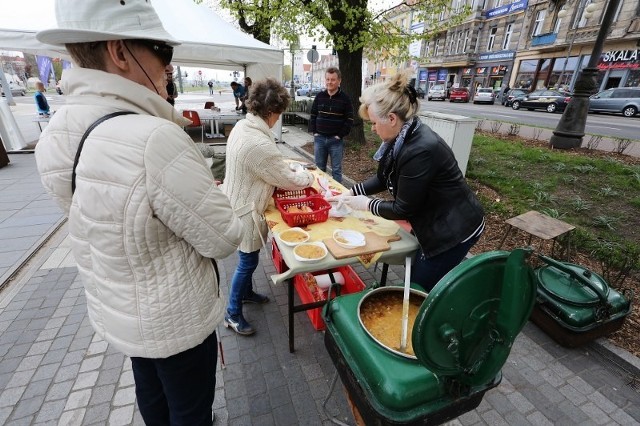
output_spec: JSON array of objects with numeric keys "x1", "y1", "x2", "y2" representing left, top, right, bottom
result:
[
  {"x1": 532, "y1": 10, "x2": 546, "y2": 36},
  {"x1": 514, "y1": 59, "x2": 538, "y2": 89},
  {"x1": 487, "y1": 27, "x2": 497, "y2": 51},
  {"x1": 626, "y1": 70, "x2": 640, "y2": 88}
]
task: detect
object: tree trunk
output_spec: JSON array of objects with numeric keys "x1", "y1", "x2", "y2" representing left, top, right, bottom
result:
[{"x1": 337, "y1": 48, "x2": 366, "y2": 145}]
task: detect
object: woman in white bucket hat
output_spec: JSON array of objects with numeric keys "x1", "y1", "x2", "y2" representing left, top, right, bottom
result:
[{"x1": 35, "y1": 1, "x2": 243, "y2": 424}]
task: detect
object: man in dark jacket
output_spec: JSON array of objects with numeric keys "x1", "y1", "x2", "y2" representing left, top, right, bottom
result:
[{"x1": 308, "y1": 67, "x2": 353, "y2": 182}]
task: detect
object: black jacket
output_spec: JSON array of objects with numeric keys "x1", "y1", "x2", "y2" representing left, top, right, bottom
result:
[{"x1": 354, "y1": 123, "x2": 484, "y2": 257}]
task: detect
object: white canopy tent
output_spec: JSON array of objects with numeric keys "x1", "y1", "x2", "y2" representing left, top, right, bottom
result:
[
  {"x1": 0, "y1": 0, "x2": 283, "y2": 77},
  {"x1": 0, "y1": 0, "x2": 284, "y2": 150}
]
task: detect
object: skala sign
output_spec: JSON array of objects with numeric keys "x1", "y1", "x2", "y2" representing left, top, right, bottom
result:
[{"x1": 598, "y1": 49, "x2": 640, "y2": 70}]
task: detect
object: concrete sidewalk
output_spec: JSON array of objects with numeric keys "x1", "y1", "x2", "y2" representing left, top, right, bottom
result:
[{"x1": 1, "y1": 99, "x2": 639, "y2": 425}]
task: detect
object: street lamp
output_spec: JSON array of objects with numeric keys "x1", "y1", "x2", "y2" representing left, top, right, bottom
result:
[
  {"x1": 550, "y1": 0, "x2": 620, "y2": 149},
  {"x1": 555, "y1": 3, "x2": 597, "y2": 89}
]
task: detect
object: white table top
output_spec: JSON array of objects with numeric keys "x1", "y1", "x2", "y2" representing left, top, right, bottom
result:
[{"x1": 269, "y1": 226, "x2": 419, "y2": 285}]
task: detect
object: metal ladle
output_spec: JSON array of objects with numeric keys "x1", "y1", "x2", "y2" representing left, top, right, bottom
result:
[{"x1": 400, "y1": 256, "x2": 412, "y2": 353}]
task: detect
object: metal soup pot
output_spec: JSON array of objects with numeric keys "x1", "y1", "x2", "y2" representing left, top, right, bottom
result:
[{"x1": 357, "y1": 287, "x2": 428, "y2": 360}]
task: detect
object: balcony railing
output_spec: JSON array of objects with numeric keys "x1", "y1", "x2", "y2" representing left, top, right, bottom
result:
[{"x1": 531, "y1": 32, "x2": 557, "y2": 46}]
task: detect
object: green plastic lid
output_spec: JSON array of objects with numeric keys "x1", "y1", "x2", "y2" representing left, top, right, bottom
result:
[
  {"x1": 412, "y1": 249, "x2": 536, "y2": 387},
  {"x1": 535, "y1": 261, "x2": 609, "y2": 307}
]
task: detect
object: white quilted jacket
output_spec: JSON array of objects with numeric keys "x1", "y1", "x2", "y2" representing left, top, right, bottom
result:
[{"x1": 35, "y1": 68, "x2": 243, "y2": 358}]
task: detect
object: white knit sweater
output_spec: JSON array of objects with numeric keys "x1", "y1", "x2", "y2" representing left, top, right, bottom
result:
[{"x1": 222, "y1": 113, "x2": 313, "y2": 252}]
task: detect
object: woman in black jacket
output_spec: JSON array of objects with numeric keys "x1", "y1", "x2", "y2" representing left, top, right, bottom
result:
[{"x1": 335, "y1": 72, "x2": 485, "y2": 291}]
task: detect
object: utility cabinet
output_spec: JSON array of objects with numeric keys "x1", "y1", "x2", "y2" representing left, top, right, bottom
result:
[{"x1": 418, "y1": 112, "x2": 476, "y2": 176}]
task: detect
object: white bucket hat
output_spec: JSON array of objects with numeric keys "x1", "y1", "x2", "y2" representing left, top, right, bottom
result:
[{"x1": 36, "y1": 0, "x2": 180, "y2": 47}]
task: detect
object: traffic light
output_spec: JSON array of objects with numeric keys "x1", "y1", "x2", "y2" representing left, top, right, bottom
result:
[{"x1": 312, "y1": 45, "x2": 317, "y2": 51}]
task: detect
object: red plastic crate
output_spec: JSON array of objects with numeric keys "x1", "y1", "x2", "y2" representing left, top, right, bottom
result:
[
  {"x1": 273, "y1": 187, "x2": 319, "y2": 202},
  {"x1": 276, "y1": 197, "x2": 331, "y2": 227},
  {"x1": 271, "y1": 239, "x2": 288, "y2": 274},
  {"x1": 293, "y1": 265, "x2": 366, "y2": 331}
]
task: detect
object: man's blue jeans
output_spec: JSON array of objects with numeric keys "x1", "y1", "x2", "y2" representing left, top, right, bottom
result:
[
  {"x1": 227, "y1": 250, "x2": 260, "y2": 316},
  {"x1": 411, "y1": 234, "x2": 481, "y2": 292},
  {"x1": 132, "y1": 330, "x2": 218, "y2": 425},
  {"x1": 314, "y1": 134, "x2": 344, "y2": 183}
]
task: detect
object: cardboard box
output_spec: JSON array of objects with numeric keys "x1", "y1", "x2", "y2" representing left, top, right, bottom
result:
[{"x1": 223, "y1": 123, "x2": 234, "y2": 136}]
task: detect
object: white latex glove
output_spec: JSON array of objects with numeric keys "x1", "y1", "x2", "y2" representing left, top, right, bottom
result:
[
  {"x1": 325, "y1": 194, "x2": 347, "y2": 203},
  {"x1": 343, "y1": 195, "x2": 372, "y2": 211}
]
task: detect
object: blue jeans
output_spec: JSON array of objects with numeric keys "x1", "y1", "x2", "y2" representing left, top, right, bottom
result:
[
  {"x1": 411, "y1": 235, "x2": 481, "y2": 292},
  {"x1": 314, "y1": 134, "x2": 344, "y2": 183},
  {"x1": 131, "y1": 331, "x2": 218, "y2": 426},
  {"x1": 227, "y1": 250, "x2": 260, "y2": 316}
]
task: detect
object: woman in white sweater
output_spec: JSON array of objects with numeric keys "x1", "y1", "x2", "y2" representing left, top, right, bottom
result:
[{"x1": 222, "y1": 78, "x2": 314, "y2": 335}]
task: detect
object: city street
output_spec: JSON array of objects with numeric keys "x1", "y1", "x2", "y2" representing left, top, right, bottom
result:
[{"x1": 419, "y1": 98, "x2": 640, "y2": 141}]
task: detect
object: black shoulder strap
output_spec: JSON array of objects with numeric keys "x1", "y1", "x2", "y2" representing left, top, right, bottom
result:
[{"x1": 72, "y1": 111, "x2": 137, "y2": 194}]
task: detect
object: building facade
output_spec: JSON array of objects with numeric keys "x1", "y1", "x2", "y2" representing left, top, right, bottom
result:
[{"x1": 375, "y1": 0, "x2": 639, "y2": 97}]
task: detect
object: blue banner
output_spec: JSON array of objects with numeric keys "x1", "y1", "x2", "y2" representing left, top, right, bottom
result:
[
  {"x1": 437, "y1": 69, "x2": 448, "y2": 81},
  {"x1": 36, "y1": 55, "x2": 52, "y2": 87},
  {"x1": 486, "y1": 0, "x2": 528, "y2": 18}
]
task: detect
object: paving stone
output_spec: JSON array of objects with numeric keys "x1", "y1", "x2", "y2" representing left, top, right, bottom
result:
[
  {"x1": 45, "y1": 380, "x2": 73, "y2": 402},
  {"x1": 271, "y1": 403, "x2": 299, "y2": 426},
  {"x1": 12, "y1": 394, "x2": 46, "y2": 419},
  {"x1": 484, "y1": 390, "x2": 516, "y2": 416},
  {"x1": 57, "y1": 408, "x2": 86, "y2": 426},
  {"x1": 568, "y1": 375, "x2": 596, "y2": 395},
  {"x1": 610, "y1": 407, "x2": 640, "y2": 425},
  {"x1": 108, "y1": 404, "x2": 134, "y2": 426},
  {"x1": 96, "y1": 367, "x2": 121, "y2": 387},
  {"x1": 559, "y1": 383, "x2": 588, "y2": 405},
  {"x1": 33, "y1": 399, "x2": 65, "y2": 423},
  {"x1": 480, "y1": 409, "x2": 510, "y2": 426},
  {"x1": 88, "y1": 384, "x2": 116, "y2": 406},
  {"x1": 87, "y1": 340, "x2": 108, "y2": 356},
  {"x1": 226, "y1": 395, "x2": 250, "y2": 418},
  {"x1": 118, "y1": 369, "x2": 135, "y2": 387},
  {"x1": 22, "y1": 378, "x2": 51, "y2": 399},
  {"x1": 0, "y1": 385, "x2": 25, "y2": 407},
  {"x1": 113, "y1": 386, "x2": 136, "y2": 406},
  {"x1": 41, "y1": 348, "x2": 66, "y2": 365},
  {"x1": 526, "y1": 410, "x2": 554, "y2": 426},
  {"x1": 587, "y1": 391, "x2": 619, "y2": 414},
  {"x1": 83, "y1": 402, "x2": 111, "y2": 424},
  {"x1": 16, "y1": 353, "x2": 45, "y2": 372},
  {"x1": 0, "y1": 407, "x2": 11, "y2": 425},
  {"x1": 506, "y1": 391, "x2": 535, "y2": 414},
  {"x1": 580, "y1": 401, "x2": 612, "y2": 425},
  {"x1": 61, "y1": 349, "x2": 85, "y2": 367},
  {"x1": 557, "y1": 399, "x2": 592, "y2": 424},
  {"x1": 49, "y1": 335, "x2": 73, "y2": 351},
  {"x1": 32, "y1": 362, "x2": 59, "y2": 381},
  {"x1": 35, "y1": 328, "x2": 58, "y2": 342},
  {"x1": 79, "y1": 355, "x2": 104, "y2": 373},
  {"x1": 64, "y1": 389, "x2": 92, "y2": 411},
  {"x1": 54, "y1": 363, "x2": 81, "y2": 383},
  {"x1": 248, "y1": 391, "x2": 271, "y2": 417},
  {"x1": 6, "y1": 369, "x2": 36, "y2": 388},
  {"x1": 72, "y1": 371, "x2": 99, "y2": 390}
]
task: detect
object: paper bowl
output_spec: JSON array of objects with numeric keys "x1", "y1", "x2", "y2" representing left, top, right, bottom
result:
[
  {"x1": 293, "y1": 242, "x2": 328, "y2": 263},
  {"x1": 333, "y1": 229, "x2": 366, "y2": 249},
  {"x1": 277, "y1": 228, "x2": 310, "y2": 247}
]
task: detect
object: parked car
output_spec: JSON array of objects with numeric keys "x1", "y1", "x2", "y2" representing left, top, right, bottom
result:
[
  {"x1": 449, "y1": 87, "x2": 470, "y2": 103},
  {"x1": 473, "y1": 88, "x2": 495, "y2": 104},
  {"x1": 588, "y1": 87, "x2": 640, "y2": 118},
  {"x1": 427, "y1": 84, "x2": 447, "y2": 101},
  {"x1": 416, "y1": 87, "x2": 425, "y2": 99},
  {"x1": 511, "y1": 89, "x2": 572, "y2": 113},
  {"x1": 0, "y1": 82, "x2": 26, "y2": 97},
  {"x1": 502, "y1": 89, "x2": 528, "y2": 106},
  {"x1": 296, "y1": 85, "x2": 323, "y2": 97}
]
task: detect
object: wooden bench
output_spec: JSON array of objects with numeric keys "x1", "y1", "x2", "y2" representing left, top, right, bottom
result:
[{"x1": 283, "y1": 100, "x2": 313, "y2": 125}]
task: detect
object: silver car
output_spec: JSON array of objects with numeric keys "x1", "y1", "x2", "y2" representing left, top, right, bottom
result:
[
  {"x1": 473, "y1": 88, "x2": 495, "y2": 104},
  {"x1": 0, "y1": 83, "x2": 26, "y2": 97},
  {"x1": 428, "y1": 84, "x2": 447, "y2": 101},
  {"x1": 589, "y1": 87, "x2": 640, "y2": 118}
]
